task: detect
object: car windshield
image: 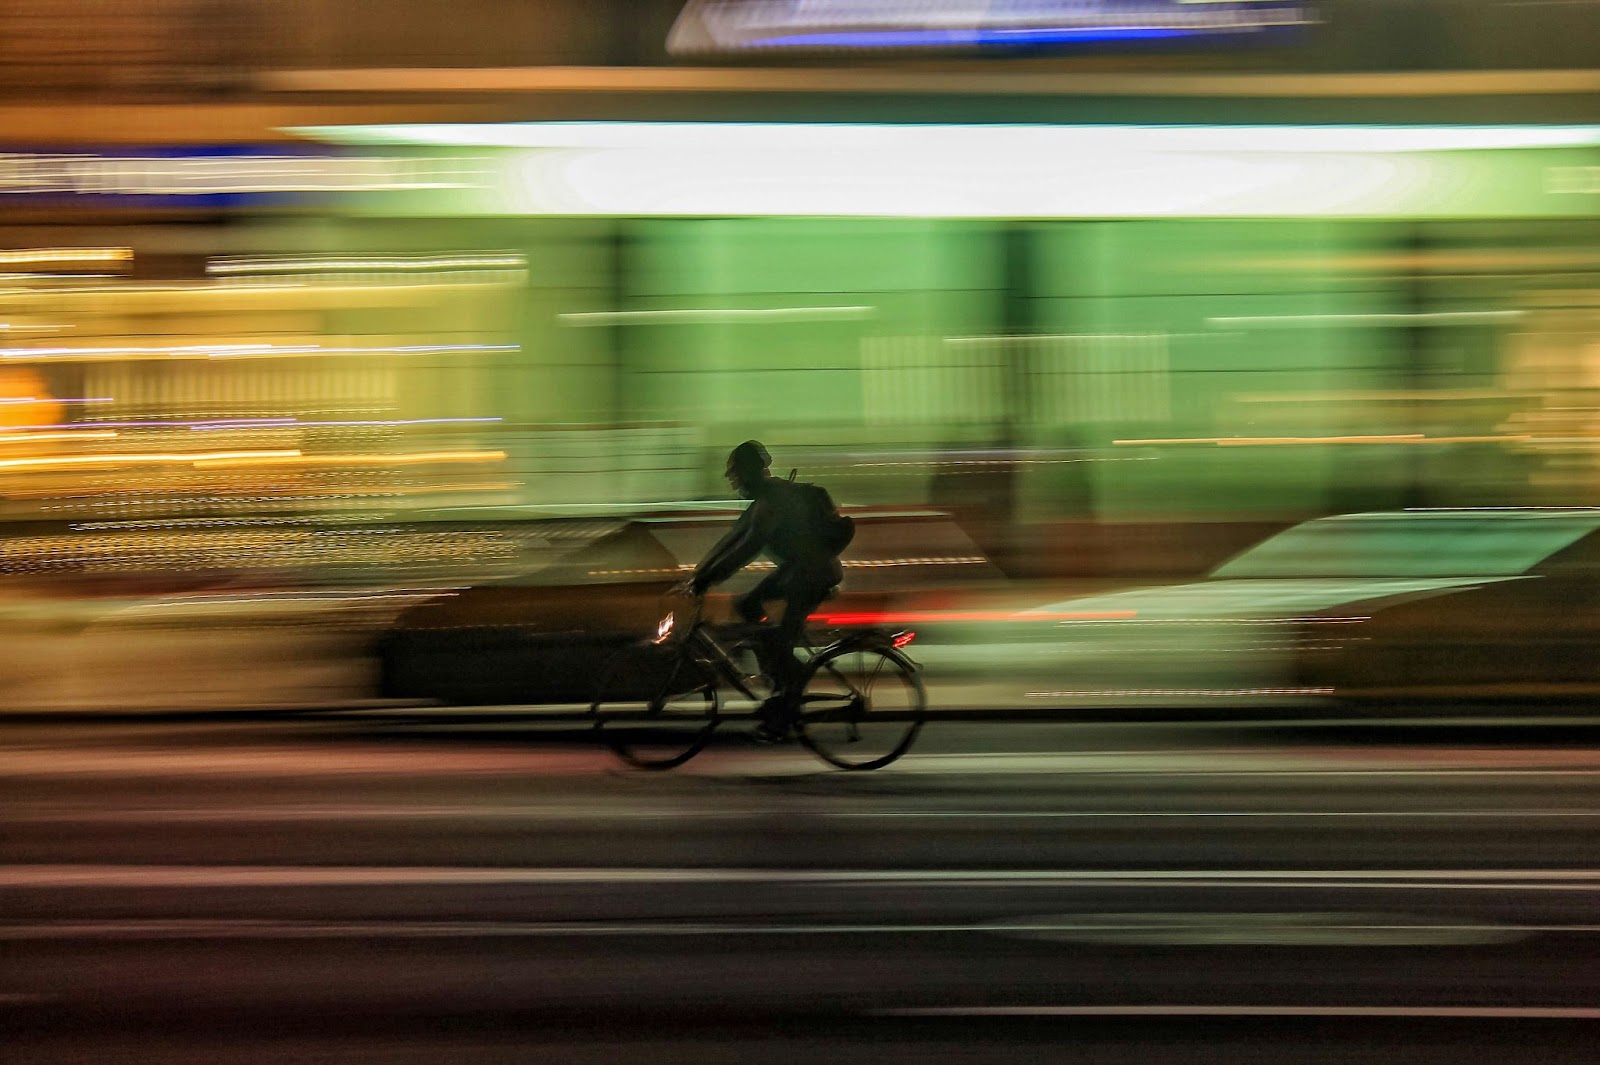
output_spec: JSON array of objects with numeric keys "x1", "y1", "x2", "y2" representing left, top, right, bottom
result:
[{"x1": 1209, "y1": 511, "x2": 1600, "y2": 579}]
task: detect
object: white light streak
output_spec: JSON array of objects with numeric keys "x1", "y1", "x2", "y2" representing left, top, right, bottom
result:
[
  {"x1": 560, "y1": 306, "x2": 876, "y2": 325},
  {"x1": 208, "y1": 253, "x2": 527, "y2": 274},
  {"x1": 290, "y1": 123, "x2": 1600, "y2": 154},
  {"x1": 1208, "y1": 311, "x2": 1526, "y2": 327},
  {"x1": 1026, "y1": 687, "x2": 1336, "y2": 698},
  {"x1": 285, "y1": 123, "x2": 1600, "y2": 219}
]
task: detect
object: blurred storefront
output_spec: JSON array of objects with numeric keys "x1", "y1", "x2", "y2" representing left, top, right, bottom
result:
[
  {"x1": 1, "y1": 0, "x2": 1599, "y2": 583},
  {"x1": 0, "y1": 144, "x2": 534, "y2": 585},
  {"x1": 262, "y1": 120, "x2": 1600, "y2": 574}
]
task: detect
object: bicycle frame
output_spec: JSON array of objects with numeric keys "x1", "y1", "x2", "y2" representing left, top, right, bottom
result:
[
  {"x1": 654, "y1": 598, "x2": 767, "y2": 703},
  {"x1": 598, "y1": 592, "x2": 927, "y2": 770},
  {"x1": 655, "y1": 594, "x2": 918, "y2": 708}
]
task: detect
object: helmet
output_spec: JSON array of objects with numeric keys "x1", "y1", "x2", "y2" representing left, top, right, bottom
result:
[{"x1": 727, "y1": 439, "x2": 770, "y2": 479}]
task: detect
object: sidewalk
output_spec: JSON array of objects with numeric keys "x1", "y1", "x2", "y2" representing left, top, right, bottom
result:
[
  {"x1": 0, "y1": 587, "x2": 426, "y2": 714},
  {"x1": 0, "y1": 578, "x2": 1146, "y2": 715},
  {"x1": 4, "y1": 577, "x2": 1469, "y2": 719}
]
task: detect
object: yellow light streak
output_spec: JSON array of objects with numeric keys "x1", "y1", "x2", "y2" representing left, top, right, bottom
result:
[
  {"x1": 0, "y1": 248, "x2": 131, "y2": 265},
  {"x1": 1114, "y1": 434, "x2": 1532, "y2": 447},
  {"x1": 1216, "y1": 435, "x2": 1409, "y2": 447},
  {"x1": 191, "y1": 450, "x2": 507, "y2": 469},
  {"x1": 0, "y1": 450, "x2": 301, "y2": 471},
  {"x1": 0, "y1": 342, "x2": 515, "y2": 363},
  {"x1": 0, "y1": 431, "x2": 118, "y2": 444}
]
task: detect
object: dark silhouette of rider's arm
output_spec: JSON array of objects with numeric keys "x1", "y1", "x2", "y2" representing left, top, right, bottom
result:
[{"x1": 690, "y1": 503, "x2": 764, "y2": 594}]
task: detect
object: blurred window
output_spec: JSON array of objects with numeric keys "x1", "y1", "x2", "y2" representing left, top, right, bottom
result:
[{"x1": 1210, "y1": 512, "x2": 1600, "y2": 579}]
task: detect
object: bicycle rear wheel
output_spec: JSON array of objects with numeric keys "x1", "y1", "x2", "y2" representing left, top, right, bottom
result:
[
  {"x1": 591, "y1": 645, "x2": 720, "y2": 769},
  {"x1": 796, "y1": 643, "x2": 925, "y2": 770}
]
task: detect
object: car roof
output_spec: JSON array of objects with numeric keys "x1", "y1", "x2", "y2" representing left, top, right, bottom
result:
[{"x1": 1210, "y1": 509, "x2": 1600, "y2": 580}]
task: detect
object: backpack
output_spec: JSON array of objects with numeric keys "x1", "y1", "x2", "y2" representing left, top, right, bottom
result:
[{"x1": 793, "y1": 475, "x2": 855, "y2": 553}]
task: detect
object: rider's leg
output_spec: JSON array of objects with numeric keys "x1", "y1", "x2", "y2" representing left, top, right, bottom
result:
[
  {"x1": 739, "y1": 568, "x2": 833, "y2": 738},
  {"x1": 730, "y1": 574, "x2": 794, "y2": 735},
  {"x1": 733, "y1": 572, "x2": 784, "y2": 692},
  {"x1": 733, "y1": 571, "x2": 783, "y2": 626},
  {"x1": 770, "y1": 577, "x2": 835, "y2": 705}
]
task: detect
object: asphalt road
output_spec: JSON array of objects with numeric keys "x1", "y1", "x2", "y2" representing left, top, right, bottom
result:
[{"x1": 8, "y1": 712, "x2": 1600, "y2": 1063}]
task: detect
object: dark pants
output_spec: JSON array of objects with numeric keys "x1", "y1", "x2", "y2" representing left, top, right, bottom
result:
[{"x1": 734, "y1": 563, "x2": 838, "y2": 698}]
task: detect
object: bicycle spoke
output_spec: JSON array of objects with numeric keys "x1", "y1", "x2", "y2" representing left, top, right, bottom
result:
[
  {"x1": 592, "y1": 646, "x2": 720, "y2": 770},
  {"x1": 796, "y1": 644, "x2": 925, "y2": 771}
]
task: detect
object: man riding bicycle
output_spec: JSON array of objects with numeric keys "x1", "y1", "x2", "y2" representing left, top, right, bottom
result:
[{"x1": 682, "y1": 440, "x2": 853, "y2": 743}]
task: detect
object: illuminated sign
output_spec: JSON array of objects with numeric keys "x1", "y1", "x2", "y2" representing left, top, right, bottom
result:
[
  {"x1": 667, "y1": 0, "x2": 1318, "y2": 54},
  {"x1": 0, "y1": 147, "x2": 488, "y2": 207},
  {"x1": 293, "y1": 122, "x2": 1600, "y2": 221}
]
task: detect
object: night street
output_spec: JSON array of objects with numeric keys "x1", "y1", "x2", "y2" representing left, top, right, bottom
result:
[
  {"x1": 7, "y1": 712, "x2": 1600, "y2": 1062},
  {"x1": 5, "y1": 1, "x2": 1600, "y2": 1061}
]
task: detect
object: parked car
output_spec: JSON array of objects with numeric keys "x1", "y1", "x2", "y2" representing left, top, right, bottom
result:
[
  {"x1": 914, "y1": 509, "x2": 1600, "y2": 709},
  {"x1": 377, "y1": 509, "x2": 1001, "y2": 707}
]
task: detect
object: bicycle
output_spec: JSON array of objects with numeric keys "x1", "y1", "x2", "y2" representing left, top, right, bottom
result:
[{"x1": 590, "y1": 592, "x2": 926, "y2": 771}]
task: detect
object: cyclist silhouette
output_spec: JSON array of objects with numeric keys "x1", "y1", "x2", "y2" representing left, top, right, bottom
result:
[{"x1": 685, "y1": 440, "x2": 851, "y2": 742}]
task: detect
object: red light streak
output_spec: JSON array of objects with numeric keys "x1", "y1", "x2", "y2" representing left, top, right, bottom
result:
[{"x1": 814, "y1": 609, "x2": 1137, "y2": 625}]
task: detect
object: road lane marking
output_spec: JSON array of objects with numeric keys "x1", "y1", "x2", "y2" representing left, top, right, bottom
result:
[
  {"x1": 15, "y1": 761, "x2": 1600, "y2": 779},
  {"x1": 875, "y1": 1006, "x2": 1600, "y2": 1019},
  {"x1": 9, "y1": 866, "x2": 1600, "y2": 889},
  {"x1": 15, "y1": 748, "x2": 1600, "y2": 779},
  {"x1": 986, "y1": 911, "x2": 1528, "y2": 945},
  {"x1": 0, "y1": 917, "x2": 1585, "y2": 942},
  {"x1": 6, "y1": 805, "x2": 702, "y2": 823},
  {"x1": 0, "y1": 748, "x2": 611, "y2": 777},
  {"x1": 898, "y1": 769, "x2": 1600, "y2": 778},
  {"x1": 839, "y1": 809, "x2": 1600, "y2": 820},
  {"x1": 14, "y1": 806, "x2": 1600, "y2": 823}
]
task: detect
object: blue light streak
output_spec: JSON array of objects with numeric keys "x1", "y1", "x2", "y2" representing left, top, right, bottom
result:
[{"x1": 757, "y1": 26, "x2": 1202, "y2": 48}]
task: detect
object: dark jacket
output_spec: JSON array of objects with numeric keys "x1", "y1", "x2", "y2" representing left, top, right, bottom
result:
[{"x1": 692, "y1": 477, "x2": 845, "y2": 592}]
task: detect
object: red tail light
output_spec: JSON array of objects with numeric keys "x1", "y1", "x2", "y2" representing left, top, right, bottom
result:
[{"x1": 891, "y1": 630, "x2": 916, "y2": 649}]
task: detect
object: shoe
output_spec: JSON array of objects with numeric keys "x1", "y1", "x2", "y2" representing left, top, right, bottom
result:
[
  {"x1": 751, "y1": 698, "x2": 795, "y2": 745},
  {"x1": 749, "y1": 721, "x2": 794, "y2": 745}
]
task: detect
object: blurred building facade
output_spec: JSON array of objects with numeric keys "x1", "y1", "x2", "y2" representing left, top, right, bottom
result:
[
  {"x1": 6, "y1": 0, "x2": 1600, "y2": 98},
  {"x1": 0, "y1": 0, "x2": 1598, "y2": 582}
]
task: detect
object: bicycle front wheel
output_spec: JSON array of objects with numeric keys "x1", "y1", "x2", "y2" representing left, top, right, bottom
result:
[
  {"x1": 591, "y1": 645, "x2": 720, "y2": 770},
  {"x1": 796, "y1": 643, "x2": 926, "y2": 771}
]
